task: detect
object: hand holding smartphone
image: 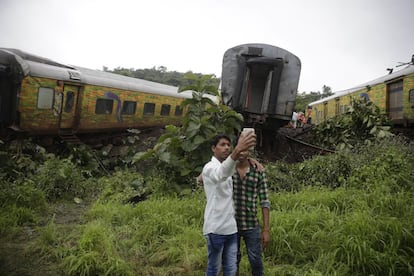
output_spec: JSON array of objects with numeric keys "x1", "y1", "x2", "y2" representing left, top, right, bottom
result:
[
  {"x1": 241, "y1": 128, "x2": 255, "y2": 136},
  {"x1": 241, "y1": 128, "x2": 256, "y2": 150}
]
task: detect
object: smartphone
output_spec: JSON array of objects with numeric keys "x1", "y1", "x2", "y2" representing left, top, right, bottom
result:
[
  {"x1": 241, "y1": 128, "x2": 255, "y2": 150},
  {"x1": 241, "y1": 127, "x2": 255, "y2": 136}
]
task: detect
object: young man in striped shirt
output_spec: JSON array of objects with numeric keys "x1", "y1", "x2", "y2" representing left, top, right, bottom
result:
[{"x1": 233, "y1": 149, "x2": 270, "y2": 276}]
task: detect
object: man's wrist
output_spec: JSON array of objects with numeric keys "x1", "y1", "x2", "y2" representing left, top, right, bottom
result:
[{"x1": 230, "y1": 147, "x2": 240, "y2": 160}]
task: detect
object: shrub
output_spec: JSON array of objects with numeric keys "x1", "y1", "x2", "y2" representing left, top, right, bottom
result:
[
  {"x1": 312, "y1": 97, "x2": 393, "y2": 150},
  {"x1": 346, "y1": 136, "x2": 414, "y2": 192},
  {"x1": 97, "y1": 170, "x2": 146, "y2": 203},
  {"x1": 265, "y1": 161, "x2": 299, "y2": 192},
  {"x1": 34, "y1": 155, "x2": 97, "y2": 202},
  {"x1": 0, "y1": 179, "x2": 48, "y2": 235},
  {"x1": 0, "y1": 139, "x2": 48, "y2": 181}
]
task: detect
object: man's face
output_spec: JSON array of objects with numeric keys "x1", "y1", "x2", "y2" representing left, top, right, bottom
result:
[
  {"x1": 212, "y1": 138, "x2": 231, "y2": 162},
  {"x1": 237, "y1": 150, "x2": 249, "y2": 162}
]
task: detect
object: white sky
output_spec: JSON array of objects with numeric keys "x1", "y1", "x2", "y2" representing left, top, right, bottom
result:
[{"x1": 1, "y1": 0, "x2": 413, "y2": 93}]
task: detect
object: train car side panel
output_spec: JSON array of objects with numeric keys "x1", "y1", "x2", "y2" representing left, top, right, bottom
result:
[
  {"x1": 76, "y1": 84, "x2": 187, "y2": 132},
  {"x1": 18, "y1": 76, "x2": 62, "y2": 133},
  {"x1": 371, "y1": 83, "x2": 386, "y2": 110},
  {"x1": 402, "y1": 73, "x2": 414, "y2": 124}
]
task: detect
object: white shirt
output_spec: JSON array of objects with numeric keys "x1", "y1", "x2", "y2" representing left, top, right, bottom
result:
[{"x1": 202, "y1": 155, "x2": 238, "y2": 235}]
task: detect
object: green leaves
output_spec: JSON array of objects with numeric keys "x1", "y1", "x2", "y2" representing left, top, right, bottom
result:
[
  {"x1": 313, "y1": 97, "x2": 393, "y2": 150},
  {"x1": 133, "y1": 73, "x2": 243, "y2": 183},
  {"x1": 178, "y1": 73, "x2": 220, "y2": 96}
]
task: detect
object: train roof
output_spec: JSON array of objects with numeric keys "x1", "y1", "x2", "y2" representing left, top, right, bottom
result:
[
  {"x1": 0, "y1": 48, "x2": 190, "y2": 98},
  {"x1": 309, "y1": 65, "x2": 414, "y2": 106}
]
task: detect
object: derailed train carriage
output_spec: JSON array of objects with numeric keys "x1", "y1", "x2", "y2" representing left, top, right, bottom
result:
[
  {"x1": 308, "y1": 64, "x2": 414, "y2": 127},
  {"x1": 221, "y1": 43, "x2": 301, "y2": 153},
  {"x1": 0, "y1": 48, "x2": 202, "y2": 144}
]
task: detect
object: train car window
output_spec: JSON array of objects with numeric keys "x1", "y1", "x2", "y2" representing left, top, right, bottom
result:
[
  {"x1": 122, "y1": 101, "x2": 136, "y2": 115},
  {"x1": 160, "y1": 104, "x2": 171, "y2": 116},
  {"x1": 64, "y1": 91, "x2": 74, "y2": 113},
  {"x1": 95, "y1": 98, "x2": 114, "y2": 114},
  {"x1": 143, "y1": 102, "x2": 155, "y2": 116},
  {"x1": 323, "y1": 102, "x2": 328, "y2": 121},
  {"x1": 174, "y1": 105, "x2": 183, "y2": 116},
  {"x1": 37, "y1": 87, "x2": 54, "y2": 109},
  {"x1": 335, "y1": 98, "x2": 340, "y2": 115},
  {"x1": 409, "y1": 89, "x2": 414, "y2": 104},
  {"x1": 345, "y1": 105, "x2": 351, "y2": 113}
]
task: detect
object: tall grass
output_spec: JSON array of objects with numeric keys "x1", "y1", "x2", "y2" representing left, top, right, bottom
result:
[
  {"x1": 61, "y1": 192, "x2": 207, "y2": 275},
  {"x1": 267, "y1": 185, "x2": 414, "y2": 275},
  {"x1": 0, "y1": 179, "x2": 48, "y2": 236}
]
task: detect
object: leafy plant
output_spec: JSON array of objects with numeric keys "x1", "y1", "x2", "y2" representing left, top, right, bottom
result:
[
  {"x1": 34, "y1": 155, "x2": 97, "y2": 202},
  {"x1": 0, "y1": 139, "x2": 48, "y2": 181},
  {"x1": 66, "y1": 144, "x2": 104, "y2": 177},
  {"x1": 312, "y1": 97, "x2": 393, "y2": 150},
  {"x1": 133, "y1": 73, "x2": 243, "y2": 183},
  {"x1": 97, "y1": 169, "x2": 147, "y2": 203}
]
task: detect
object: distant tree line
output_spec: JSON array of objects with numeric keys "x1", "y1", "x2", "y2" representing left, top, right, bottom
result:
[
  {"x1": 295, "y1": 85, "x2": 333, "y2": 112},
  {"x1": 103, "y1": 66, "x2": 220, "y2": 91},
  {"x1": 104, "y1": 65, "x2": 333, "y2": 113}
]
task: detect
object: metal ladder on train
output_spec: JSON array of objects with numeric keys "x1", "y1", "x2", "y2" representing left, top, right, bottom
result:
[{"x1": 58, "y1": 129, "x2": 82, "y2": 144}]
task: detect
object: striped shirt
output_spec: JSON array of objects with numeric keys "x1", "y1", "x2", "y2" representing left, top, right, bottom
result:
[{"x1": 232, "y1": 161, "x2": 270, "y2": 231}]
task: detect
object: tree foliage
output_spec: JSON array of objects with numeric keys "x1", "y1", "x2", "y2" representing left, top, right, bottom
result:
[
  {"x1": 295, "y1": 85, "x2": 332, "y2": 112},
  {"x1": 322, "y1": 85, "x2": 333, "y2": 98},
  {"x1": 312, "y1": 97, "x2": 393, "y2": 150},
  {"x1": 105, "y1": 66, "x2": 220, "y2": 90},
  {"x1": 132, "y1": 73, "x2": 243, "y2": 183},
  {"x1": 295, "y1": 91, "x2": 321, "y2": 112}
]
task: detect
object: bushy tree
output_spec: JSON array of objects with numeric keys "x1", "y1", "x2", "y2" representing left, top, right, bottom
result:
[
  {"x1": 321, "y1": 85, "x2": 333, "y2": 98},
  {"x1": 312, "y1": 97, "x2": 393, "y2": 150},
  {"x1": 133, "y1": 73, "x2": 243, "y2": 186},
  {"x1": 295, "y1": 91, "x2": 322, "y2": 112}
]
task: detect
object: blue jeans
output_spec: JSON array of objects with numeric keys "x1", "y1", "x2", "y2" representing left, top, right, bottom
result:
[
  {"x1": 237, "y1": 226, "x2": 263, "y2": 276},
  {"x1": 205, "y1": 233, "x2": 238, "y2": 276}
]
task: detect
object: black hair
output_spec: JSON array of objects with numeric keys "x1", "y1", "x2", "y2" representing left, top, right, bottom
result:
[{"x1": 210, "y1": 134, "x2": 231, "y2": 147}]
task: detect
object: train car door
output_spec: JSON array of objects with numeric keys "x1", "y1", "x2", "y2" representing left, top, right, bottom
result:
[
  {"x1": 59, "y1": 84, "x2": 80, "y2": 130},
  {"x1": 241, "y1": 59, "x2": 284, "y2": 115},
  {"x1": 387, "y1": 80, "x2": 403, "y2": 122}
]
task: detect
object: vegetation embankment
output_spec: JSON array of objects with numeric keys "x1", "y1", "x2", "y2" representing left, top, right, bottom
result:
[{"x1": 1, "y1": 80, "x2": 414, "y2": 275}]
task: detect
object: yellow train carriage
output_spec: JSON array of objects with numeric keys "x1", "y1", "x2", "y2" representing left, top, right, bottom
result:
[
  {"x1": 77, "y1": 83, "x2": 189, "y2": 131},
  {"x1": 0, "y1": 48, "x2": 204, "y2": 137},
  {"x1": 309, "y1": 65, "x2": 414, "y2": 126}
]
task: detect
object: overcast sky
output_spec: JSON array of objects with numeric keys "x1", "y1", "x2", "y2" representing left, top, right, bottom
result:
[{"x1": 1, "y1": 0, "x2": 413, "y2": 93}]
